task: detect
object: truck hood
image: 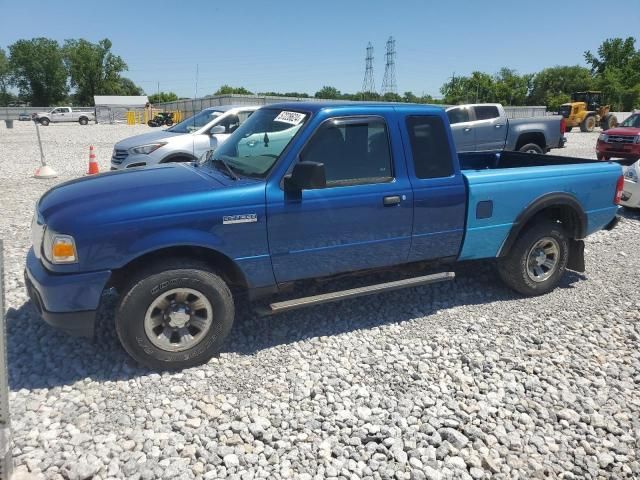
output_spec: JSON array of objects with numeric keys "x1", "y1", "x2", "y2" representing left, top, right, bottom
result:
[
  {"x1": 38, "y1": 163, "x2": 226, "y2": 229},
  {"x1": 114, "y1": 130, "x2": 185, "y2": 149},
  {"x1": 604, "y1": 127, "x2": 640, "y2": 136}
]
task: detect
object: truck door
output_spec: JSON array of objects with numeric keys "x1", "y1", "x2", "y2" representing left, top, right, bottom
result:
[
  {"x1": 471, "y1": 105, "x2": 505, "y2": 151},
  {"x1": 266, "y1": 114, "x2": 413, "y2": 283},
  {"x1": 51, "y1": 108, "x2": 68, "y2": 123},
  {"x1": 446, "y1": 107, "x2": 476, "y2": 152},
  {"x1": 399, "y1": 114, "x2": 466, "y2": 262}
]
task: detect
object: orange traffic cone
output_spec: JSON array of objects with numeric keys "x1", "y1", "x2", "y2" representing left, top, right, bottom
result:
[{"x1": 86, "y1": 145, "x2": 99, "y2": 175}]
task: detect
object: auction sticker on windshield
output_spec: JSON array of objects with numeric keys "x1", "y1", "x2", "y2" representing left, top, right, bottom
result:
[{"x1": 274, "y1": 111, "x2": 306, "y2": 125}]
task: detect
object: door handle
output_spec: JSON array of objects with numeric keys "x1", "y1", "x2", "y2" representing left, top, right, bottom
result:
[
  {"x1": 463, "y1": 127, "x2": 472, "y2": 132},
  {"x1": 383, "y1": 195, "x2": 402, "y2": 206}
]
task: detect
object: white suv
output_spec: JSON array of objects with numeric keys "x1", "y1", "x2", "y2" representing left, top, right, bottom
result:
[{"x1": 111, "y1": 105, "x2": 259, "y2": 170}]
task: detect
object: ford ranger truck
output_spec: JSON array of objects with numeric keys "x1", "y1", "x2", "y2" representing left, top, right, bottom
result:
[{"x1": 25, "y1": 103, "x2": 623, "y2": 369}]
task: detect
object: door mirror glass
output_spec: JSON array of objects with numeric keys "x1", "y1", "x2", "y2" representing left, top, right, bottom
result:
[
  {"x1": 284, "y1": 161, "x2": 326, "y2": 191},
  {"x1": 210, "y1": 125, "x2": 226, "y2": 135}
]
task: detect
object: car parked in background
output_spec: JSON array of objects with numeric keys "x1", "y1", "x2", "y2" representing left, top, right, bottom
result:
[
  {"x1": 111, "y1": 105, "x2": 259, "y2": 170},
  {"x1": 596, "y1": 112, "x2": 640, "y2": 161},
  {"x1": 18, "y1": 112, "x2": 32, "y2": 121},
  {"x1": 33, "y1": 107, "x2": 95, "y2": 126},
  {"x1": 446, "y1": 103, "x2": 566, "y2": 154},
  {"x1": 619, "y1": 160, "x2": 640, "y2": 209}
]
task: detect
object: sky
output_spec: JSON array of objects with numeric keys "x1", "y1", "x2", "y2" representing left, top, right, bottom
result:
[{"x1": 1, "y1": 0, "x2": 639, "y2": 99}]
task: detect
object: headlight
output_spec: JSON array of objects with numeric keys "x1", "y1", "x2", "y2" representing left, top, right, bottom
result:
[
  {"x1": 43, "y1": 230, "x2": 78, "y2": 264},
  {"x1": 129, "y1": 143, "x2": 166, "y2": 155},
  {"x1": 598, "y1": 133, "x2": 608, "y2": 142}
]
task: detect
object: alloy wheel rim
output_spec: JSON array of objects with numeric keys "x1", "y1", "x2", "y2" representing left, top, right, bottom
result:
[
  {"x1": 144, "y1": 288, "x2": 213, "y2": 352},
  {"x1": 526, "y1": 237, "x2": 560, "y2": 282}
]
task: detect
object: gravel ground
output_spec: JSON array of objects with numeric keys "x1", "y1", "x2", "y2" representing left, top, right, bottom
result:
[{"x1": 1, "y1": 121, "x2": 639, "y2": 480}]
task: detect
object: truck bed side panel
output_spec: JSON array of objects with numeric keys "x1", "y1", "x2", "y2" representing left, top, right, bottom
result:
[
  {"x1": 458, "y1": 163, "x2": 621, "y2": 260},
  {"x1": 505, "y1": 116, "x2": 562, "y2": 150}
]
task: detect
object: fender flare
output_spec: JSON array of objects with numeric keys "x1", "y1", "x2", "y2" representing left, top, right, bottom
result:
[
  {"x1": 160, "y1": 152, "x2": 198, "y2": 163},
  {"x1": 497, "y1": 192, "x2": 587, "y2": 257}
]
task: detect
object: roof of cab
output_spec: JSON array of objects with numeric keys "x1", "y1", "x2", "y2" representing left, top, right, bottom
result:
[{"x1": 263, "y1": 102, "x2": 445, "y2": 115}]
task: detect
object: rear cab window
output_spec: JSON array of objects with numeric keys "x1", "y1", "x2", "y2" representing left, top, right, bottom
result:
[
  {"x1": 473, "y1": 105, "x2": 500, "y2": 120},
  {"x1": 446, "y1": 107, "x2": 471, "y2": 125},
  {"x1": 406, "y1": 116, "x2": 454, "y2": 179}
]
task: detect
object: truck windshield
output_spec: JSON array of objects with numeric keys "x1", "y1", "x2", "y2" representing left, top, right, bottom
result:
[
  {"x1": 167, "y1": 109, "x2": 223, "y2": 134},
  {"x1": 620, "y1": 114, "x2": 640, "y2": 128},
  {"x1": 207, "y1": 108, "x2": 308, "y2": 178}
]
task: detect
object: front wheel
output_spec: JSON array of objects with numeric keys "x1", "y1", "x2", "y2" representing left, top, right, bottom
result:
[
  {"x1": 39, "y1": 118, "x2": 50, "y2": 126},
  {"x1": 497, "y1": 220, "x2": 569, "y2": 296},
  {"x1": 165, "y1": 119, "x2": 174, "y2": 126},
  {"x1": 518, "y1": 143, "x2": 544, "y2": 154},
  {"x1": 115, "y1": 260, "x2": 235, "y2": 369},
  {"x1": 580, "y1": 116, "x2": 596, "y2": 132}
]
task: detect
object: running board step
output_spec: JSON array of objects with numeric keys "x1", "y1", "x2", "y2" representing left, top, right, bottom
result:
[{"x1": 257, "y1": 271, "x2": 455, "y2": 315}]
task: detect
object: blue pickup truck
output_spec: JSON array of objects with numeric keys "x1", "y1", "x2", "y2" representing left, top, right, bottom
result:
[{"x1": 25, "y1": 103, "x2": 624, "y2": 368}]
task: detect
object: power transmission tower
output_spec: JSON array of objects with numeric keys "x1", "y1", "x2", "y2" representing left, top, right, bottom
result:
[
  {"x1": 380, "y1": 36, "x2": 397, "y2": 96},
  {"x1": 361, "y1": 42, "x2": 376, "y2": 99}
]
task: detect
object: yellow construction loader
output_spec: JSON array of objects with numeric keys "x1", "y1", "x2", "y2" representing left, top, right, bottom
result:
[{"x1": 558, "y1": 91, "x2": 618, "y2": 132}]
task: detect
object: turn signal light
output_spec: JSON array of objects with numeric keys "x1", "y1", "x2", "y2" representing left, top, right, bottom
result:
[{"x1": 615, "y1": 175, "x2": 624, "y2": 205}]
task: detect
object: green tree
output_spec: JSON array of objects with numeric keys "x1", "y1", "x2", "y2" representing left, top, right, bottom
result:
[
  {"x1": 441, "y1": 71, "x2": 496, "y2": 104},
  {"x1": 585, "y1": 37, "x2": 640, "y2": 110},
  {"x1": 314, "y1": 86, "x2": 341, "y2": 99},
  {"x1": 494, "y1": 68, "x2": 533, "y2": 105},
  {"x1": 403, "y1": 91, "x2": 418, "y2": 103},
  {"x1": 527, "y1": 66, "x2": 593, "y2": 109},
  {"x1": 63, "y1": 38, "x2": 128, "y2": 105},
  {"x1": 148, "y1": 91, "x2": 178, "y2": 104},
  {"x1": 110, "y1": 77, "x2": 144, "y2": 96},
  {"x1": 9, "y1": 38, "x2": 68, "y2": 106},
  {"x1": 0, "y1": 48, "x2": 11, "y2": 106},
  {"x1": 214, "y1": 85, "x2": 253, "y2": 95}
]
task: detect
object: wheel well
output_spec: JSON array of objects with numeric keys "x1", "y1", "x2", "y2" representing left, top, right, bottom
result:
[
  {"x1": 515, "y1": 132, "x2": 546, "y2": 150},
  {"x1": 108, "y1": 246, "x2": 248, "y2": 292},
  {"x1": 160, "y1": 155, "x2": 195, "y2": 163},
  {"x1": 499, "y1": 198, "x2": 586, "y2": 257}
]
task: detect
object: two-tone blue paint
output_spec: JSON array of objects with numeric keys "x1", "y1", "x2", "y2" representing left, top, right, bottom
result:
[{"x1": 25, "y1": 102, "x2": 621, "y2": 326}]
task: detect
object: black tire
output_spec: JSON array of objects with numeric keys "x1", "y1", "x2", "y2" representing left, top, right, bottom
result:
[
  {"x1": 580, "y1": 115, "x2": 596, "y2": 132},
  {"x1": 518, "y1": 143, "x2": 544, "y2": 154},
  {"x1": 497, "y1": 220, "x2": 569, "y2": 296},
  {"x1": 39, "y1": 118, "x2": 50, "y2": 126},
  {"x1": 565, "y1": 126, "x2": 572, "y2": 133},
  {"x1": 596, "y1": 153, "x2": 610, "y2": 161},
  {"x1": 601, "y1": 114, "x2": 618, "y2": 131},
  {"x1": 79, "y1": 117, "x2": 88, "y2": 125},
  {"x1": 165, "y1": 119, "x2": 174, "y2": 126},
  {"x1": 147, "y1": 120, "x2": 156, "y2": 127},
  {"x1": 115, "y1": 259, "x2": 235, "y2": 369}
]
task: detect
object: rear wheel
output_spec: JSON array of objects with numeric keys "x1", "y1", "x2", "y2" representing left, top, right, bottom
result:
[
  {"x1": 518, "y1": 143, "x2": 544, "y2": 154},
  {"x1": 39, "y1": 118, "x2": 50, "y2": 126},
  {"x1": 115, "y1": 260, "x2": 235, "y2": 369},
  {"x1": 498, "y1": 220, "x2": 569, "y2": 296},
  {"x1": 79, "y1": 117, "x2": 88, "y2": 125},
  {"x1": 580, "y1": 115, "x2": 596, "y2": 132}
]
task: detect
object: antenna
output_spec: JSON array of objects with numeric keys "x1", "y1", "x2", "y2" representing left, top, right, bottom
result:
[
  {"x1": 361, "y1": 42, "x2": 376, "y2": 100},
  {"x1": 380, "y1": 36, "x2": 397, "y2": 96}
]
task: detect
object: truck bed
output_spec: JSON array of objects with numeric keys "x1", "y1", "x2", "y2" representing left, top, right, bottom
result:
[{"x1": 457, "y1": 150, "x2": 623, "y2": 261}]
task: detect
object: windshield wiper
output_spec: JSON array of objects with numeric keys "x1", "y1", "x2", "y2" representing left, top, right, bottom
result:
[{"x1": 211, "y1": 157, "x2": 239, "y2": 180}]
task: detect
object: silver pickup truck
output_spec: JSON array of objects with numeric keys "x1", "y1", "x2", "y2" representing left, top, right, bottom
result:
[
  {"x1": 446, "y1": 103, "x2": 565, "y2": 154},
  {"x1": 33, "y1": 107, "x2": 95, "y2": 126}
]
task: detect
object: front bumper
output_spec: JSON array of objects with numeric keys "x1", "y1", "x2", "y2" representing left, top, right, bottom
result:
[
  {"x1": 110, "y1": 153, "x2": 155, "y2": 170},
  {"x1": 596, "y1": 141, "x2": 640, "y2": 159},
  {"x1": 24, "y1": 248, "x2": 111, "y2": 337}
]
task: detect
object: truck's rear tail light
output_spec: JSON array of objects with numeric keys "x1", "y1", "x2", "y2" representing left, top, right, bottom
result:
[
  {"x1": 615, "y1": 175, "x2": 624, "y2": 205},
  {"x1": 560, "y1": 118, "x2": 566, "y2": 135}
]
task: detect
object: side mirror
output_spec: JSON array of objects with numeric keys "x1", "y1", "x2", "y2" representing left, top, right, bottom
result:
[
  {"x1": 210, "y1": 125, "x2": 226, "y2": 135},
  {"x1": 284, "y1": 161, "x2": 326, "y2": 191}
]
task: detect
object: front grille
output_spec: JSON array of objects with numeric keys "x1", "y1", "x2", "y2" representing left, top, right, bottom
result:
[
  {"x1": 111, "y1": 148, "x2": 128, "y2": 164},
  {"x1": 606, "y1": 135, "x2": 635, "y2": 144}
]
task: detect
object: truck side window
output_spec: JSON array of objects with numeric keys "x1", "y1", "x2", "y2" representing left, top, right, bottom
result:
[
  {"x1": 446, "y1": 108, "x2": 470, "y2": 124},
  {"x1": 406, "y1": 116, "x2": 454, "y2": 179},
  {"x1": 474, "y1": 106, "x2": 500, "y2": 120},
  {"x1": 300, "y1": 118, "x2": 393, "y2": 186}
]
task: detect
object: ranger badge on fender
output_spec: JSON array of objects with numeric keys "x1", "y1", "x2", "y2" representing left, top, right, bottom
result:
[{"x1": 223, "y1": 214, "x2": 258, "y2": 225}]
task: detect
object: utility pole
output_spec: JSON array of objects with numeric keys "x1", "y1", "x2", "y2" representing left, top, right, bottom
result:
[{"x1": 380, "y1": 36, "x2": 397, "y2": 97}]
